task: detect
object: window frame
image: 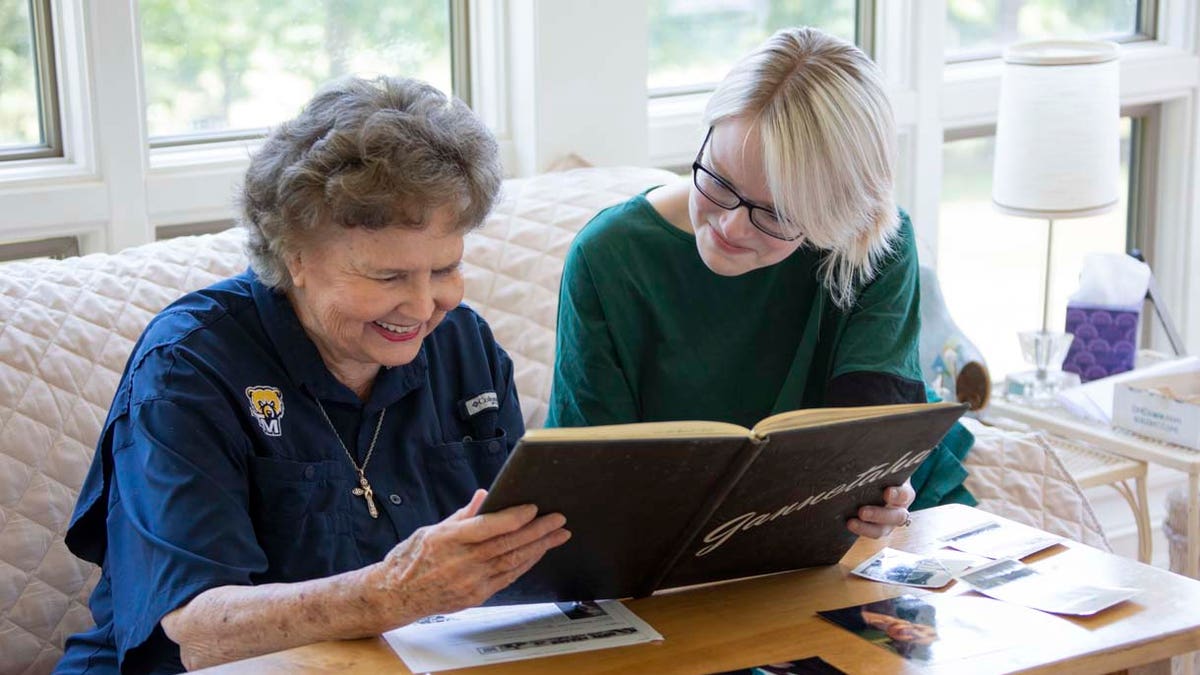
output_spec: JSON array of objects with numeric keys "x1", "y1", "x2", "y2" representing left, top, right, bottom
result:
[
  {"x1": 935, "y1": 110, "x2": 1150, "y2": 380},
  {"x1": 0, "y1": 0, "x2": 62, "y2": 161},
  {"x1": 0, "y1": 0, "x2": 1193, "y2": 358},
  {"x1": 0, "y1": 235, "x2": 78, "y2": 262},
  {"x1": 450, "y1": 0, "x2": 472, "y2": 108},
  {"x1": 939, "y1": 108, "x2": 1153, "y2": 270}
]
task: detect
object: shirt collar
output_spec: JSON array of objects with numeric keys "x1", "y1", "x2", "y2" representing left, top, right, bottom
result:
[{"x1": 248, "y1": 270, "x2": 428, "y2": 410}]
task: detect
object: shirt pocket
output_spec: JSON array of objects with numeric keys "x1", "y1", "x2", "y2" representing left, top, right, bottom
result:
[
  {"x1": 424, "y1": 430, "x2": 509, "y2": 517},
  {"x1": 247, "y1": 456, "x2": 356, "y2": 581}
]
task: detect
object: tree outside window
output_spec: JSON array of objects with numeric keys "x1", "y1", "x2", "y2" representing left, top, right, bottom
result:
[
  {"x1": 947, "y1": 0, "x2": 1145, "y2": 61},
  {"x1": 0, "y1": 1, "x2": 43, "y2": 149},
  {"x1": 648, "y1": 0, "x2": 857, "y2": 94},
  {"x1": 139, "y1": 0, "x2": 452, "y2": 142}
]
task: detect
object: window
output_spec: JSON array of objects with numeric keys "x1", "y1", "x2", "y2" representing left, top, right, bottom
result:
[
  {"x1": 946, "y1": 0, "x2": 1151, "y2": 62},
  {"x1": 0, "y1": 0, "x2": 60, "y2": 160},
  {"x1": 139, "y1": 0, "x2": 462, "y2": 145},
  {"x1": 648, "y1": 0, "x2": 860, "y2": 96},
  {"x1": 937, "y1": 117, "x2": 1136, "y2": 379},
  {"x1": 0, "y1": 236, "x2": 78, "y2": 262}
]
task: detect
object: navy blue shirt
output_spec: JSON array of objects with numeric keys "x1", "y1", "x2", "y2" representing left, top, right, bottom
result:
[{"x1": 56, "y1": 271, "x2": 523, "y2": 674}]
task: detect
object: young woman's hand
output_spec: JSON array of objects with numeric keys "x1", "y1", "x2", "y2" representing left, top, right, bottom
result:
[{"x1": 847, "y1": 479, "x2": 916, "y2": 539}]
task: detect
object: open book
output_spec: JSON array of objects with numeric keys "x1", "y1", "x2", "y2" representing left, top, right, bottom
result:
[{"x1": 481, "y1": 402, "x2": 967, "y2": 603}]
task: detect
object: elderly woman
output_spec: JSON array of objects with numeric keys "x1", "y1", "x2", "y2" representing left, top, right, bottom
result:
[
  {"x1": 548, "y1": 27, "x2": 975, "y2": 536},
  {"x1": 55, "y1": 76, "x2": 570, "y2": 674}
]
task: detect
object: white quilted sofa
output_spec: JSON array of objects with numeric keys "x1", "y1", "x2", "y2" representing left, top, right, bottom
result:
[{"x1": 0, "y1": 166, "x2": 1108, "y2": 675}]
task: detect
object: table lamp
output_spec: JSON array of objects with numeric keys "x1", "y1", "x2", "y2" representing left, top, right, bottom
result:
[{"x1": 992, "y1": 40, "x2": 1121, "y2": 403}]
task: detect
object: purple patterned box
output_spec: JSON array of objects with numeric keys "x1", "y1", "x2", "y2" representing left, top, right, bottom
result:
[{"x1": 1063, "y1": 304, "x2": 1140, "y2": 382}]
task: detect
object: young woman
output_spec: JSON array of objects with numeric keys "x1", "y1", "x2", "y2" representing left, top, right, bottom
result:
[{"x1": 548, "y1": 27, "x2": 974, "y2": 539}]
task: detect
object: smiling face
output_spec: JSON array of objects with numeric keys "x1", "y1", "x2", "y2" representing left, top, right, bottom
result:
[
  {"x1": 688, "y1": 117, "x2": 806, "y2": 276},
  {"x1": 284, "y1": 204, "x2": 465, "y2": 395}
]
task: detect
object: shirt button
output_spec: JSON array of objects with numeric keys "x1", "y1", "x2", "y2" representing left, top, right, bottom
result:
[
  {"x1": 303, "y1": 465, "x2": 316, "y2": 480},
  {"x1": 488, "y1": 441, "x2": 500, "y2": 452},
  {"x1": 389, "y1": 494, "x2": 403, "y2": 505}
]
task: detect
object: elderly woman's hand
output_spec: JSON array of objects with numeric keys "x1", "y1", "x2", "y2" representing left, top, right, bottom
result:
[
  {"x1": 371, "y1": 489, "x2": 570, "y2": 623},
  {"x1": 846, "y1": 479, "x2": 915, "y2": 539}
]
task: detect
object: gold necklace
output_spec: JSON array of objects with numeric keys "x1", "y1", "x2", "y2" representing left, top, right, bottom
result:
[{"x1": 313, "y1": 399, "x2": 386, "y2": 519}]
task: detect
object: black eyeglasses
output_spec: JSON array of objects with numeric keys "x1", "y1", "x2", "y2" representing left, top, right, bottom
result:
[{"x1": 691, "y1": 127, "x2": 798, "y2": 241}]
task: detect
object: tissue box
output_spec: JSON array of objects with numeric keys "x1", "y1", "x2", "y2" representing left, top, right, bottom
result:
[
  {"x1": 1113, "y1": 372, "x2": 1200, "y2": 450},
  {"x1": 1063, "y1": 304, "x2": 1139, "y2": 382}
]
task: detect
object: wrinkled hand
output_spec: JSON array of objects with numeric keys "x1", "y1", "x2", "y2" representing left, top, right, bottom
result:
[
  {"x1": 371, "y1": 489, "x2": 570, "y2": 625},
  {"x1": 847, "y1": 479, "x2": 915, "y2": 539}
]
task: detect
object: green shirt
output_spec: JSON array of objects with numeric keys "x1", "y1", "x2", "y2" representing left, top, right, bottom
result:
[{"x1": 547, "y1": 193, "x2": 974, "y2": 509}]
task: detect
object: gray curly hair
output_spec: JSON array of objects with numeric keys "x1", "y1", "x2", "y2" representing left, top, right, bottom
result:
[{"x1": 241, "y1": 75, "x2": 501, "y2": 290}]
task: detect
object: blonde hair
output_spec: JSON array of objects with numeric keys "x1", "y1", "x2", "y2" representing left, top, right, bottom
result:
[{"x1": 704, "y1": 27, "x2": 898, "y2": 309}]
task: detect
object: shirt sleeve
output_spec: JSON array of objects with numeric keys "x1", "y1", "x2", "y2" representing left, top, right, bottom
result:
[
  {"x1": 821, "y1": 214, "x2": 976, "y2": 509},
  {"x1": 828, "y1": 212, "x2": 925, "y2": 397},
  {"x1": 825, "y1": 371, "x2": 927, "y2": 406},
  {"x1": 105, "y1": 346, "x2": 268, "y2": 667},
  {"x1": 546, "y1": 242, "x2": 638, "y2": 427}
]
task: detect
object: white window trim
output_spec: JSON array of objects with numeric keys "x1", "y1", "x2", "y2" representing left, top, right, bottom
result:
[
  {"x1": 641, "y1": 0, "x2": 1199, "y2": 352},
  {"x1": 0, "y1": 0, "x2": 1196, "y2": 351},
  {"x1": 146, "y1": 0, "x2": 512, "y2": 230},
  {"x1": 0, "y1": 0, "x2": 510, "y2": 254},
  {"x1": 936, "y1": 0, "x2": 1200, "y2": 357},
  {"x1": 0, "y1": 0, "x2": 106, "y2": 252}
]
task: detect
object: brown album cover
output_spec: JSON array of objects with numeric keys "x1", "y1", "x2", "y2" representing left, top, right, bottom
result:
[{"x1": 481, "y1": 402, "x2": 967, "y2": 603}]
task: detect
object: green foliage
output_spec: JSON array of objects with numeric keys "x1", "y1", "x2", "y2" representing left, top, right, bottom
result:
[
  {"x1": 138, "y1": 0, "x2": 450, "y2": 137},
  {"x1": 947, "y1": 0, "x2": 1140, "y2": 56},
  {"x1": 648, "y1": 0, "x2": 855, "y2": 90},
  {"x1": 0, "y1": 0, "x2": 1150, "y2": 144},
  {"x1": 0, "y1": 0, "x2": 39, "y2": 147}
]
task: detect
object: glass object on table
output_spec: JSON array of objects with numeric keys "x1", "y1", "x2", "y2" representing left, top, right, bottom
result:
[{"x1": 1005, "y1": 330, "x2": 1081, "y2": 405}]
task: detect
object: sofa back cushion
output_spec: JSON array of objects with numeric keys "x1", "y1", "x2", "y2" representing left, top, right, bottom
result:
[
  {"x1": 0, "y1": 228, "x2": 249, "y2": 674},
  {"x1": 460, "y1": 167, "x2": 676, "y2": 427}
]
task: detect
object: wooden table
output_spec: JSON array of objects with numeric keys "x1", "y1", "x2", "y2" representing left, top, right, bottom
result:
[{"x1": 198, "y1": 504, "x2": 1200, "y2": 675}]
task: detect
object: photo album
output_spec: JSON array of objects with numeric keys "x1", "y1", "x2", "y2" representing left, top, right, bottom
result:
[{"x1": 481, "y1": 402, "x2": 967, "y2": 603}]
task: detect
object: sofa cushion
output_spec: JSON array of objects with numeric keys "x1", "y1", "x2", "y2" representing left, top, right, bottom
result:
[{"x1": 0, "y1": 228, "x2": 249, "y2": 674}]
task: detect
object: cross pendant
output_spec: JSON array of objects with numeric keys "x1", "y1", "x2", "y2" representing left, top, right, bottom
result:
[{"x1": 351, "y1": 473, "x2": 379, "y2": 519}]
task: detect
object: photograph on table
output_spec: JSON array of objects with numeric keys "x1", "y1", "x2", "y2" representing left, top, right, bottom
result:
[
  {"x1": 851, "y1": 547, "x2": 954, "y2": 588},
  {"x1": 709, "y1": 655, "x2": 847, "y2": 674},
  {"x1": 818, "y1": 594, "x2": 1087, "y2": 663}
]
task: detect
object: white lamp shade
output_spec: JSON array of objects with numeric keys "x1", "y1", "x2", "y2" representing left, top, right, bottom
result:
[{"x1": 993, "y1": 41, "x2": 1121, "y2": 219}]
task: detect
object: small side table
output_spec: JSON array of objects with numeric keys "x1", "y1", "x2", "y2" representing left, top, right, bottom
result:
[
  {"x1": 984, "y1": 391, "x2": 1200, "y2": 577},
  {"x1": 985, "y1": 397, "x2": 1153, "y2": 564}
]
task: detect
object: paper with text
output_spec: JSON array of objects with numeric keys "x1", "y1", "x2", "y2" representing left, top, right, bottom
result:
[
  {"x1": 960, "y1": 558, "x2": 1138, "y2": 616},
  {"x1": 941, "y1": 520, "x2": 1060, "y2": 560},
  {"x1": 382, "y1": 600, "x2": 662, "y2": 672}
]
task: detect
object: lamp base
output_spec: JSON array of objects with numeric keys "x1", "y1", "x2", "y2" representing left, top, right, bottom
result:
[{"x1": 1004, "y1": 369, "x2": 1081, "y2": 407}]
